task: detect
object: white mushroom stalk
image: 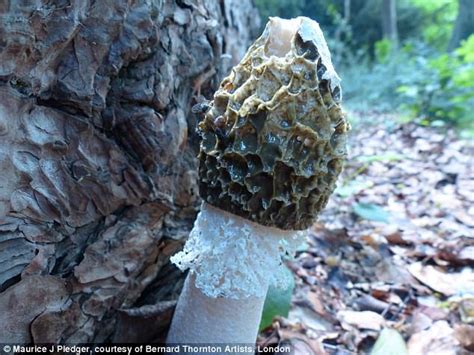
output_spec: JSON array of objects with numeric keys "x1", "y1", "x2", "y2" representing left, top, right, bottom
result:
[
  {"x1": 167, "y1": 16, "x2": 348, "y2": 346},
  {"x1": 167, "y1": 203, "x2": 304, "y2": 343}
]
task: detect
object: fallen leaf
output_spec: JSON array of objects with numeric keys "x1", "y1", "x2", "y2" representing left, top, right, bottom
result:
[
  {"x1": 408, "y1": 262, "x2": 474, "y2": 296},
  {"x1": 337, "y1": 310, "x2": 386, "y2": 331},
  {"x1": 357, "y1": 153, "x2": 405, "y2": 163},
  {"x1": 418, "y1": 305, "x2": 449, "y2": 322},
  {"x1": 353, "y1": 203, "x2": 390, "y2": 223},
  {"x1": 336, "y1": 179, "x2": 374, "y2": 197},
  {"x1": 289, "y1": 306, "x2": 331, "y2": 331},
  {"x1": 409, "y1": 309, "x2": 433, "y2": 333},
  {"x1": 288, "y1": 339, "x2": 326, "y2": 355},
  {"x1": 307, "y1": 291, "x2": 330, "y2": 319},
  {"x1": 384, "y1": 230, "x2": 414, "y2": 245},
  {"x1": 407, "y1": 321, "x2": 460, "y2": 355},
  {"x1": 453, "y1": 324, "x2": 474, "y2": 351},
  {"x1": 371, "y1": 328, "x2": 408, "y2": 355},
  {"x1": 437, "y1": 244, "x2": 474, "y2": 266},
  {"x1": 278, "y1": 329, "x2": 327, "y2": 355}
]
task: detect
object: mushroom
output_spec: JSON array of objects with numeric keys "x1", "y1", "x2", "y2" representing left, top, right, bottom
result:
[{"x1": 167, "y1": 17, "x2": 349, "y2": 345}]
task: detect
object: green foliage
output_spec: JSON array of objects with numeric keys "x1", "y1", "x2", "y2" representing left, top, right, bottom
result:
[
  {"x1": 374, "y1": 39, "x2": 393, "y2": 63},
  {"x1": 259, "y1": 266, "x2": 294, "y2": 331},
  {"x1": 342, "y1": 36, "x2": 473, "y2": 130},
  {"x1": 410, "y1": 0, "x2": 458, "y2": 49},
  {"x1": 397, "y1": 35, "x2": 474, "y2": 129},
  {"x1": 340, "y1": 44, "x2": 414, "y2": 112}
]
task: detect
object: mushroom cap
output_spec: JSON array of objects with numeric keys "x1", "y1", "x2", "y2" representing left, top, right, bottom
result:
[{"x1": 197, "y1": 17, "x2": 349, "y2": 230}]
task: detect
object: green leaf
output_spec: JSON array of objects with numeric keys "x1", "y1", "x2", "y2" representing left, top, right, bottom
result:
[
  {"x1": 371, "y1": 328, "x2": 408, "y2": 355},
  {"x1": 357, "y1": 153, "x2": 405, "y2": 164},
  {"x1": 335, "y1": 180, "x2": 373, "y2": 198},
  {"x1": 456, "y1": 34, "x2": 474, "y2": 62},
  {"x1": 397, "y1": 85, "x2": 419, "y2": 98},
  {"x1": 374, "y1": 39, "x2": 392, "y2": 63},
  {"x1": 259, "y1": 266, "x2": 294, "y2": 331},
  {"x1": 352, "y1": 203, "x2": 390, "y2": 223}
]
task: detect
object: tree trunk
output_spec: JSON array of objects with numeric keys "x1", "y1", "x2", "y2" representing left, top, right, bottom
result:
[
  {"x1": 0, "y1": 0, "x2": 259, "y2": 343},
  {"x1": 334, "y1": 0, "x2": 351, "y2": 64},
  {"x1": 448, "y1": 0, "x2": 474, "y2": 51},
  {"x1": 381, "y1": 0, "x2": 398, "y2": 44}
]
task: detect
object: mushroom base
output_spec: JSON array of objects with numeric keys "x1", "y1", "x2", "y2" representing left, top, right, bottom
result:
[{"x1": 166, "y1": 273, "x2": 267, "y2": 345}]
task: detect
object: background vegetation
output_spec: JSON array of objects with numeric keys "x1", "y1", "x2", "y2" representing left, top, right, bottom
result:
[{"x1": 254, "y1": 0, "x2": 474, "y2": 134}]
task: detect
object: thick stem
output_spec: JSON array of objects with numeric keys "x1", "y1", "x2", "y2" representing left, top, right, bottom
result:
[
  {"x1": 167, "y1": 273, "x2": 268, "y2": 344},
  {"x1": 166, "y1": 202, "x2": 304, "y2": 346}
]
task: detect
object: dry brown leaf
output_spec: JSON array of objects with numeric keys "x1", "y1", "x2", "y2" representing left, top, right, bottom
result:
[
  {"x1": 337, "y1": 310, "x2": 386, "y2": 331},
  {"x1": 407, "y1": 321, "x2": 460, "y2": 355},
  {"x1": 408, "y1": 262, "x2": 474, "y2": 296},
  {"x1": 419, "y1": 305, "x2": 449, "y2": 322},
  {"x1": 437, "y1": 243, "x2": 474, "y2": 266},
  {"x1": 454, "y1": 324, "x2": 474, "y2": 351},
  {"x1": 289, "y1": 306, "x2": 332, "y2": 331},
  {"x1": 384, "y1": 231, "x2": 413, "y2": 245},
  {"x1": 409, "y1": 309, "x2": 433, "y2": 333},
  {"x1": 307, "y1": 291, "x2": 330, "y2": 318},
  {"x1": 278, "y1": 328, "x2": 327, "y2": 355}
]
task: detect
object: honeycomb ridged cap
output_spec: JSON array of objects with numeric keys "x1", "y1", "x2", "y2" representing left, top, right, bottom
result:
[{"x1": 197, "y1": 17, "x2": 349, "y2": 230}]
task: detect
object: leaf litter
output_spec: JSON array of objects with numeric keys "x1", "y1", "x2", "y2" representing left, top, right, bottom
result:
[{"x1": 257, "y1": 118, "x2": 474, "y2": 354}]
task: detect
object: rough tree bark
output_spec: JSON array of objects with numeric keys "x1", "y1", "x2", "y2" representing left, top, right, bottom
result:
[{"x1": 0, "y1": 0, "x2": 258, "y2": 343}]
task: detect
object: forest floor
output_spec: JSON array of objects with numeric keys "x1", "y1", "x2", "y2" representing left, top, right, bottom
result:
[{"x1": 257, "y1": 113, "x2": 474, "y2": 354}]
